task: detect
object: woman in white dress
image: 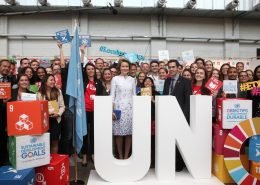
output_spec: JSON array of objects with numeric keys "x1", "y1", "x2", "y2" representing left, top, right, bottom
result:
[{"x1": 111, "y1": 59, "x2": 136, "y2": 159}]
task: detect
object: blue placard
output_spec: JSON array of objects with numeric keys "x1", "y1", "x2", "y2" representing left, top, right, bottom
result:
[
  {"x1": 0, "y1": 166, "x2": 35, "y2": 185},
  {"x1": 249, "y1": 135, "x2": 260, "y2": 162},
  {"x1": 79, "y1": 35, "x2": 92, "y2": 47},
  {"x1": 55, "y1": 29, "x2": 71, "y2": 44}
]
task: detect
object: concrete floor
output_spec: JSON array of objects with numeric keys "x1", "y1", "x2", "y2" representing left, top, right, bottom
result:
[{"x1": 69, "y1": 156, "x2": 95, "y2": 184}]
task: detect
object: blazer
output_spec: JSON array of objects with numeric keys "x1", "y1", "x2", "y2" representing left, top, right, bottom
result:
[
  {"x1": 163, "y1": 76, "x2": 192, "y2": 121},
  {"x1": 84, "y1": 78, "x2": 104, "y2": 96}
]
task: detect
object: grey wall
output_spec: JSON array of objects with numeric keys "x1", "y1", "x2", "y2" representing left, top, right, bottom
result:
[{"x1": 0, "y1": 12, "x2": 260, "y2": 60}]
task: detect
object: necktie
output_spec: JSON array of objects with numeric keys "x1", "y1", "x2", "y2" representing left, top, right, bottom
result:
[{"x1": 169, "y1": 78, "x2": 175, "y2": 95}]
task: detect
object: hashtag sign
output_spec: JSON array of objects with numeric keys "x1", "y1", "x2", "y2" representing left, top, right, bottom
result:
[
  {"x1": 240, "y1": 83, "x2": 246, "y2": 91},
  {"x1": 240, "y1": 80, "x2": 260, "y2": 92},
  {"x1": 251, "y1": 87, "x2": 260, "y2": 96}
]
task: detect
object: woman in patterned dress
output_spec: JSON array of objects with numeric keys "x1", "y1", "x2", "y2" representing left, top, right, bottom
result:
[{"x1": 111, "y1": 59, "x2": 136, "y2": 159}]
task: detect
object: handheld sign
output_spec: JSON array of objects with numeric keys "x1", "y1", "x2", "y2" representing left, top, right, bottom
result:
[
  {"x1": 79, "y1": 35, "x2": 92, "y2": 47},
  {"x1": 141, "y1": 87, "x2": 152, "y2": 96},
  {"x1": 158, "y1": 50, "x2": 169, "y2": 61},
  {"x1": 21, "y1": 93, "x2": 37, "y2": 101},
  {"x1": 56, "y1": 29, "x2": 71, "y2": 44},
  {"x1": 205, "y1": 77, "x2": 223, "y2": 93},
  {"x1": 182, "y1": 50, "x2": 195, "y2": 62},
  {"x1": 0, "y1": 82, "x2": 11, "y2": 99},
  {"x1": 223, "y1": 80, "x2": 237, "y2": 94}
]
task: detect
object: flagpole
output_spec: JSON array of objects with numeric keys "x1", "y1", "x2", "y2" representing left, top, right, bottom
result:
[{"x1": 70, "y1": 98, "x2": 85, "y2": 185}]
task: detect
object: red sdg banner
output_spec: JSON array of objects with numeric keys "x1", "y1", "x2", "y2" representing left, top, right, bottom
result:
[
  {"x1": 205, "y1": 77, "x2": 223, "y2": 93},
  {"x1": 0, "y1": 82, "x2": 11, "y2": 99}
]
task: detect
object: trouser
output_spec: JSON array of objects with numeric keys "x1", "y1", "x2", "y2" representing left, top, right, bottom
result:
[
  {"x1": 59, "y1": 108, "x2": 73, "y2": 155},
  {"x1": 81, "y1": 111, "x2": 94, "y2": 156},
  {"x1": 0, "y1": 104, "x2": 8, "y2": 166}
]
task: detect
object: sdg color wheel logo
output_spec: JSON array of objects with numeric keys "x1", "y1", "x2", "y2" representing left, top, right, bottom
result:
[{"x1": 224, "y1": 118, "x2": 260, "y2": 185}]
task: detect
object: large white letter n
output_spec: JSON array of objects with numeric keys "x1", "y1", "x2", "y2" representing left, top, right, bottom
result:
[
  {"x1": 155, "y1": 95, "x2": 212, "y2": 181},
  {"x1": 94, "y1": 96, "x2": 151, "y2": 182}
]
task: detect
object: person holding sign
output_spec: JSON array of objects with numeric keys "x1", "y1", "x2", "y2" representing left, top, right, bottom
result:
[
  {"x1": 0, "y1": 59, "x2": 12, "y2": 166},
  {"x1": 111, "y1": 59, "x2": 136, "y2": 159},
  {"x1": 138, "y1": 77, "x2": 160, "y2": 167},
  {"x1": 9, "y1": 74, "x2": 34, "y2": 101},
  {"x1": 37, "y1": 75, "x2": 65, "y2": 154}
]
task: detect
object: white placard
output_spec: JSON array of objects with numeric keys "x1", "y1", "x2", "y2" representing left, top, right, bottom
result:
[
  {"x1": 223, "y1": 80, "x2": 238, "y2": 94},
  {"x1": 182, "y1": 50, "x2": 195, "y2": 62},
  {"x1": 155, "y1": 80, "x2": 165, "y2": 93},
  {"x1": 158, "y1": 50, "x2": 169, "y2": 61},
  {"x1": 222, "y1": 100, "x2": 252, "y2": 129},
  {"x1": 21, "y1": 93, "x2": 37, "y2": 101}
]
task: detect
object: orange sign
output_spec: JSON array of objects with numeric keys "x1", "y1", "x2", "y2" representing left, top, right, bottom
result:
[
  {"x1": 0, "y1": 82, "x2": 11, "y2": 99},
  {"x1": 7, "y1": 100, "x2": 49, "y2": 136}
]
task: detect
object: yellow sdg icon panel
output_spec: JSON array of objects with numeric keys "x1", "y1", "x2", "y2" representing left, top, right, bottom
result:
[{"x1": 224, "y1": 118, "x2": 260, "y2": 185}]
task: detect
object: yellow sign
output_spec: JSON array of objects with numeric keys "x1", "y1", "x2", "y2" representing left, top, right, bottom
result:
[{"x1": 239, "y1": 80, "x2": 260, "y2": 91}]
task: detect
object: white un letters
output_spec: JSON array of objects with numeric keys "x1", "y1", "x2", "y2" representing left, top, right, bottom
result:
[{"x1": 94, "y1": 95, "x2": 212, "y2": 183}]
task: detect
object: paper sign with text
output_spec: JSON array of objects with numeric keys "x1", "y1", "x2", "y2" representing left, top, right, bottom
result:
[
  {"x1": 158, "y1": 50, "x2": 169, "y2": 61},
  {"x1": 223, "y1": 80, "x2": 237, "y2": 94}
]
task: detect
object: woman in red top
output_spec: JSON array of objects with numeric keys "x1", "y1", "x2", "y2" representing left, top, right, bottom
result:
[
  {"x1": 192, "y1": 67, "x2": 210, "y2": 95},
  {"x1": 81, "y1": 63, "x2": 104, "y2": 166}
]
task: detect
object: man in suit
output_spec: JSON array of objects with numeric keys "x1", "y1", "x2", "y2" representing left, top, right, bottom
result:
[
  {"x1": 163, "y1": 59, "x2": 192, "y2": 172},
  {"x1": 0, "y1": 59, "x2": 12, "y2": 166}
]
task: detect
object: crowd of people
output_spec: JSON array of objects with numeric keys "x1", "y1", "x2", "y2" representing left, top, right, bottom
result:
[{"x1": 0, "y1": 42, "x2": 260, "y2": 172}]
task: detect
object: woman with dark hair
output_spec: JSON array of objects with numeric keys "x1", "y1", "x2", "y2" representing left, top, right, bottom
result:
[
  {"x1": 138, "y1": 77, "x2": 159, "y2": 167},
  {"x1": 35, "y1": 67, "x2": 47, "y2": 89},
  {"x1": 248, "y1": 65, "x2": 260, "y2": 117},
  {"x1": 211, "y1": 68, "x2": 220, "y2": 80},
  {"x1": 182, "y1": 69, "x2": 192, "y2": 80},
  {"x1": 81, "y1": 63, "x2": 104, "y2": 166},
  {"x1": 9, "y1": 74, "x2": 34, "y2": 101},
  {"x1": 192, "y1": 68, "x2": 210, "y2": 95},
  {"x1": 205, "y1": 60, "x2": 213, "y2": 77},
  {"x1": 111, "y1": 59, "x2": 136, "y2": 159},
  {"x1": 136, "y1": 72, "x2": 146, "y2": 94},
  {"x1": 219, "y1": 63, "x2": 230, "y2": 81},
  {"x1": 21, "y1": 67, "x2": 35, "y2": 85},
  {"x1": 190, "y1": 63, "x2": 198, "y2": 79},
  {"x1": 102, "y1": 68, "x2": 112, "y2": 95},
  {"x1": 37, "y1": 75, "x2": 65, "y2": 154}
]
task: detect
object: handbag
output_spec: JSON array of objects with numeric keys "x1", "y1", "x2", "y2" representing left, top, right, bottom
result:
[{"x1": 113, "y1": 110, "x2": 121, "y2": 120}]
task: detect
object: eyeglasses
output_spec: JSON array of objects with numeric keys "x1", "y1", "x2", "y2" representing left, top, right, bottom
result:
[{"x1": 168, "y1": 66, "x2": 176, "y2": 69}]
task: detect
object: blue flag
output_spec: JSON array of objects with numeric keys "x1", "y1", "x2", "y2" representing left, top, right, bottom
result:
[{"x1": 66, "y1": 26, "x2": 87, "y2": 153}]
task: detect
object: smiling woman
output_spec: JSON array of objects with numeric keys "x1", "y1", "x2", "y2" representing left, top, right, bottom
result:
[
  {"x1": 36, "y1": 74, "x2": 65, "y2": 154},
  {"x1": 192, "y1": 67, "x2": 210, "y2": 95},
  {"x1": 111, "y1": 59, "x2": 136, "y2": 160}
]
